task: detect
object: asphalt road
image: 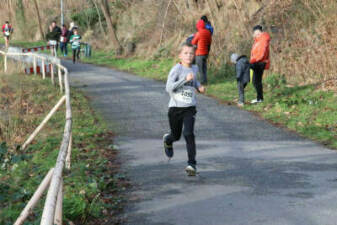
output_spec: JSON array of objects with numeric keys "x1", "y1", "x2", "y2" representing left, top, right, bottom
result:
[{"x1": 65, "y1": 60, "x2": 337, "y2": 225}]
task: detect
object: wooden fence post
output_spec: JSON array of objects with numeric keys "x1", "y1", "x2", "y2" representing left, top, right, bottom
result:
[
  {"x1": 58, "y1": 66, "x2": 63, "y2": 93},
  {"x1": 66, "y1": 133, "x2": 72, "y2": 170},
  {"x1": 54, "y1": 178, "x2": 63, "y2": 225},
  {"x1": 33, "y1": 56, "x2": 37, "y2": 75},
  {"x1": 4, "y1": 53, "x2": 7, "y2": 73},
  {"x1": 13, "y1": 168, "x2": 54, "y2": 225},
  {"x1": 21, "y1": 96, "x2": 66, "y2": 150},
  {"x1": 42, "y1": 59, "x2": 46, "y2": 79},
  {"x1": 51, "y1": 64, "x2": 55, "y2": 84}
]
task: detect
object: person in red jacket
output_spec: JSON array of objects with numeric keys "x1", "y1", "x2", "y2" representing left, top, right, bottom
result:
[
  {"x1": 2, "y1": 21, "x2": 13, "y2": 49},
  {"x1": 250, "y1": 25, "x2": 271, "y2": 103},
  {"x1": 191, "y1": 19, "x2": 212, "y2": 85}
]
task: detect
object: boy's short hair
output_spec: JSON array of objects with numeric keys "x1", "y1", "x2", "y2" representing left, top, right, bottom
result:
[
  {"x1": 253, "y1": 25, "x2": 263, "y2": 32},
  {"x1": 5, "y1": 21, "x2": 9, "y2": 24},
  {"x1": 179, "y1": 42, "x2": 196, "y2": 53},
  {"x1": 201, "y1": 15, "x2": 209, "y2": 23}
]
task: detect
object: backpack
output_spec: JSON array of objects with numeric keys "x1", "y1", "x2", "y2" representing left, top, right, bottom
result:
[{"x1": 205, "y1": 23, "x2": 214, "y2": 35}]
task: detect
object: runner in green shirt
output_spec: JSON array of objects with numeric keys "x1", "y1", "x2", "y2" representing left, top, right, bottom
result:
[{"x1": 69, "y1": 28, "x2": 81, "y2": 64}]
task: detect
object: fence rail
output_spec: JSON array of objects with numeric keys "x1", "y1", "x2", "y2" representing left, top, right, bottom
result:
[{"x1": 0, "y1": 49, "x2": 73, "y2": 225}]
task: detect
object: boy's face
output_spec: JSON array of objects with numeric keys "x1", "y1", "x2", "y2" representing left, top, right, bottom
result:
[
  {"x1": 179, "y1": 46, "x2": 195, "y2": 65},
  {"x1": 253, "y1": 29, "x2": 261, "y2": 38},
  {"x1": 74, "y1": 30, "x2": 78, "y2": 34}
]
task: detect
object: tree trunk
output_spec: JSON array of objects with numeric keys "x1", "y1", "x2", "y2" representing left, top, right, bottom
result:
[
  {"x1": 15, "y1": 0, "x2": 26, "y2": 33},
  {"x1": 32, "y1": 0, "x2": 45, "y2": 39},
  {"x1": 7, "y1": 0, "x2": 13, "y2": 22},
  {"x1": 91, "y1": 0, "x2": 106, "y2": 35},
  {"x1": 99, "y1": 0, "x2": 123, "y2": 55}
]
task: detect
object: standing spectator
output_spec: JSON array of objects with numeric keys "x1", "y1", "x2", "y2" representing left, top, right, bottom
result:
[
  {"x1": 69, "y1": 28, "x2": 81, "y2": 64},
  {"x1": 191, "y1": 19, "x2": 212, "y2": 85},
  {"x1": 250, "y1": 25, "x2": 271, "y2": 103},
  {"x1": 67, "y1": 22, "x2": 76, "y2": 41},
  {"x1": 2, "y1": 21, "x2": 13, "y2": 49},
  {"x1": 46, "y1": 21, "x2": 61, "y2": 55},
  {"x1": 230, "y1": 53, "x2": 251, "y2": 107},
  {"x1": 200, "y1": 15, "x2": 214, "y2": 35},
  {"x1": 60, "y1": 24, "x2": 69, "y2": 57}
]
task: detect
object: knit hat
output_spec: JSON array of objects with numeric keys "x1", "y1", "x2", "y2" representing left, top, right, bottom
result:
[{"x1": 230, "y1": 53, "x2": 239, "y2": 63}]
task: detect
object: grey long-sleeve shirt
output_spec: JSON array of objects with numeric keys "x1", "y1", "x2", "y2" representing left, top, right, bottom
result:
[{"x1": 166, "y1": 63, "x2": 201, "y2": 108}]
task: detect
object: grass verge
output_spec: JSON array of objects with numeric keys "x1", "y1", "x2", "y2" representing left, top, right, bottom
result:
[
  {"x1": 0, "y1": 71, "x2": 126, "y2": 224},
  {"x1": 80, "y1": 48, "x2": 337, "y2": 149}
]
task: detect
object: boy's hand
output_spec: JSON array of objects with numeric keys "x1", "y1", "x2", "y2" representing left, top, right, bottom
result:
[
  {"x1": 198, "y1": 86, "x2": 206, "y2": 93},
  {"x1": 186, "y1": 73, "x2": 194, "y2": 82}
]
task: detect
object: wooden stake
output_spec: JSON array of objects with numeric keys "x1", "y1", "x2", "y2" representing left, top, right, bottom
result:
[
  {"x1": 33, "y1": 56, "x2": 37, "y2": 75},
  {"x1": 54, "y1": 178, "x2": 63, "y2": 225},
  {"x1": 4, "y1": 54, "x2": 7, "y2": 73},
  {"x1": 21, "y1": 96, "x2": 66, "y2": 150},
  {"x1": 51, "y1": 64, "x2": 55, "y2": 84},
  {"x1": 42, "y1": 59, "x2": 46, "y2": 79},
  {"x1": 65, "y1": 133, "x2": 72, "y2": 169},
  {"x1": 58, "y1": 66, "x2": 63, "y2": 93},
  {"x1": 13, "y1": 168, "x2": 54, "y2": 225}
]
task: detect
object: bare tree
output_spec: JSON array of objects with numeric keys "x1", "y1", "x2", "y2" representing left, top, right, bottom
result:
[
  {"x1": 32, "y1": 0, "x2": 45, "y2": 39},
  {"x1": 91, "y1": 0, "x2": 106, "y2": 35},
  {"x1": 99, "y1": 0, "x2": 123, "y2": 55}
]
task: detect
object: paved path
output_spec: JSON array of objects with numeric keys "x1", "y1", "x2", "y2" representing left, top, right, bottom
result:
[{"x1": 64, "y1": 60, "x2": 337, "y2": 225}]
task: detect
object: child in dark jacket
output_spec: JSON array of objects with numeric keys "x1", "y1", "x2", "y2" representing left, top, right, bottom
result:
[{"x1": 231, "y1": 53, "x2": 250, "y2": 106}]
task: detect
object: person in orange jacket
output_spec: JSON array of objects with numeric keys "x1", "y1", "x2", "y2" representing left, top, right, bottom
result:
[
  {"x1": 191, "y1": 19, "x2": 212, "y2": 85},
  {"x1": 250, "y1": 25, "x2": 271, "y2": 103}
]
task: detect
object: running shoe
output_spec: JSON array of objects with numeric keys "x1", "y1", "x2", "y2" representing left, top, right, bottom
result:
[
  {"x1": 163, "y1": 133, "x2": 173, "y2": 158},
  {"x1": 185, "y1": 164, "x2": 197, "y2": 176},
  {"x1": 251, "y1": 99, "x2": 263, "y2": 104}
]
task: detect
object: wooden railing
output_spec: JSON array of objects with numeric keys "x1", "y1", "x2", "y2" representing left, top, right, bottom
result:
[{"x1": 0, "y1": 50, "x2": 72, "y2": 225}]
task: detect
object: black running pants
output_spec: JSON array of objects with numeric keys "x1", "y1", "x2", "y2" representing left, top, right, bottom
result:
[
  {"x1": 166, "y1": 106, "x2": 197, "y2": 165},
  {"x1": 251, "y1": 62, "x2": 266, "y2": 101}
]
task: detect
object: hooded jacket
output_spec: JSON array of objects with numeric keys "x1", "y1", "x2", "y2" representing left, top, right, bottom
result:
[
  {"x1": 191, "y1": 20, "x2": 212, "y2": 56},
  {"x1": 235, "y1": 55, "x2": 250, "y2": 84},
  {"x1": 250, "y1": 32, "x2": 271, "y2": 70}
]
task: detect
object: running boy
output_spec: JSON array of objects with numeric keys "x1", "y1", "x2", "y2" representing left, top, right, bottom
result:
[
  {"x1": 2, "y1": 21, "x2": 13, "y2": 49},
  {"x1": 69, "y1": 28, "x2": 81, "y2": 63},
  {"x1": 163, "y1": 42, "x2": 205, "y2": 176}
]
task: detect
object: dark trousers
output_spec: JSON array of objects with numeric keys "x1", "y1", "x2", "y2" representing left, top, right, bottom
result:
[
  {"x1": 195, "y1": 55, "x2": 208, "y2": 84},
  {"x1": 60, "y1": 42, "x2": 68, "y2": 55},
  {"x1": 251, "y1": 62, "x2": 266, "y2": 101},
  {"x1": 72, "y1": 48, "x2": 80, "y2": 63},
  {"x1": 237, "y1": 81, "x2": 247, "y2": 103},
  {"x1": 166, "y1": 107, "x2": 197, "y2": 165}
]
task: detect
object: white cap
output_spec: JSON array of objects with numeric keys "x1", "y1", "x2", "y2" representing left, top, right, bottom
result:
[{"x1": 230, "y1": 53, "x2": 239, "y2": 63}]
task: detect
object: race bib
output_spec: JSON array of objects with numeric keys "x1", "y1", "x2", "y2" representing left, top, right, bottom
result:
[
  {"x1": 60, "y1": 36, "x2": 65, "y2": 42},
  {"x1": 4, "y1": 31, "x2": 10, "y2": 36},
  {"x1": 172, "y1": 86, "x2": 195, "y2": 104}
]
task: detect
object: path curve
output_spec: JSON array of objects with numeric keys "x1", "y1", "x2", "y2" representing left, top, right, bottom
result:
[{"x1": 64, "y1": 60, "x2": 337, "y2": 225}]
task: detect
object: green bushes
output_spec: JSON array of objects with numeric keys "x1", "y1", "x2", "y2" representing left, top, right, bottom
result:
[{"x1": 71, "y1": 7, "x2": 102, "y2": 30}]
